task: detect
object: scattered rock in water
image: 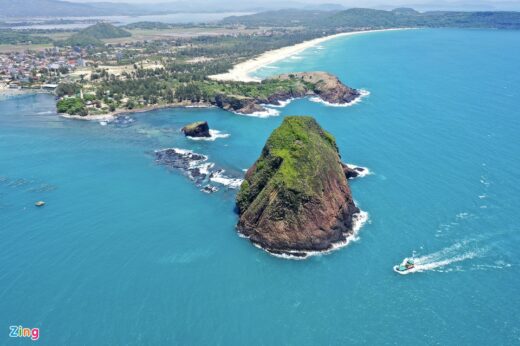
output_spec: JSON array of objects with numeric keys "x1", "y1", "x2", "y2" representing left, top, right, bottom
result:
[
  {"x1": 201, "y1": 185, "x2": 219, "y2": 194},
  {"x1": 342, "y1": 164, "x2": 365, "y2": 179},
  {"x1": 182, "y1": 121, "x2": 211, "y2": 138},
  {"x1": 112, "y1": 115, "x2": 135, "y2": 127},
  {"x1": 154, "y1": 148, "x2": 243, "y2": 192},
  {"x1": 342, "y1": 164, "x2": 370, "y2": 179}
]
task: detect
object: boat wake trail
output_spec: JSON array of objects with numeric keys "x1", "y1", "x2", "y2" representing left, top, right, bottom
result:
[{"x1": 397, "y1": 240, "x2": 487, "y2": 274}]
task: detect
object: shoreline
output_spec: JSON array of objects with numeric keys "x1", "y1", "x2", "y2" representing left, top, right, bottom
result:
[
  {"x1": 0, "y1": 88, "x2": 52, "y2": 98},
  {"x1": 59, "y1": 101, "x2": 213, "y2": 121},
  {"x1": 209, "y1": 28, "x2": 410, "y2": 82},
  {"x1": 242, "y1": 210, "x2": 369, "y2": 260}
]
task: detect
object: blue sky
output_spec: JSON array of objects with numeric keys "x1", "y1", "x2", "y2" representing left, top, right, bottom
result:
[
  {"x1": 69, "y1": 0, "x2": 520, "y2": 10},
  {"x1": 67, "y1": 0, "x2": 520, "y2": 11}
]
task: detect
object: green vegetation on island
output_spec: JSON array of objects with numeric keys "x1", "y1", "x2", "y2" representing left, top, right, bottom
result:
[
  {"x1": 56, "y1": 97, "x2": 86, "y2": 115},
  {"x1": 237, "y1": 116, "x2": 339, "y2": 213}
]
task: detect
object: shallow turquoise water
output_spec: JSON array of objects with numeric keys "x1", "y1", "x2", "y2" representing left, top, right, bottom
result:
[{"x1": 1, "y1": 29, "x2": 519, "y2": 345}]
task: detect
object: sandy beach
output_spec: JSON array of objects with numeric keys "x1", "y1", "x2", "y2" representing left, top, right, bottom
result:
[{"x1": 209, "y1": 28, "x2": 407, "y2": 82}]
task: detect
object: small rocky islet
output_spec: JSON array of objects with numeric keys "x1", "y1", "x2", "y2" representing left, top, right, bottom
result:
[
  {"x1": 236, "y1": 116, "x2": 363, "y2": 257},
  {"x1": 181, "y1": 121, "x2": 211, "y2": 138}
]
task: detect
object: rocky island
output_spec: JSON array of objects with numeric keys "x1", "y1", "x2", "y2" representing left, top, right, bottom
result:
[
  {"x1": 236, "y1": 116, "x2": 362, "y2": 257},
  {"x1": 182, "y1": 121, "x2": 211, "y2": 138}
]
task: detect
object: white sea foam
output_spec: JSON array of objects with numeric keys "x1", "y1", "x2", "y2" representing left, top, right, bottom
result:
[
  {"x1": 345, "y1": 164, "x2": 373, "y2": 178},
  {"x1": 99, "y1": 121, "x2": 108, "y2": 126},
  {"x1": 470, "y1": 261, "x2": 512, "y2": 271},
  {"x1": 156, "y1": 148, "x2": 242, "y2": 191},
  {"x1": 290, "y1": 55, "x2": 303, "y2": 60},
  {"x1": 210, "y1": 170, "x2": 244, "y2": 189},
  {"x1": 309, "y1": 89, "x2": 370, "y2": 107},
  {"x1": 245, "y1": 210, "x2": 369, "y2": 260},
  {"x1": 233, "y1": 107, "x2": 280, "y2": 118},
  {"x1": 187, "y1": 129, "x2": 230, "y2": 141},
  {"x1": 455, "y1": 212, "x2": 471, "y2": 220},
  {"x1": 267, "y1": 98, "x2": 295, "y2": 108},
  {"x1": 167, "y1": 147, "x2": 192, "y2": 155},
  {"x1": 196, "y1": 162, "x2": 214, "y2": 175}
]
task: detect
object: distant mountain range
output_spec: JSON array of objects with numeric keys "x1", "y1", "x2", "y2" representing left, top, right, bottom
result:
[
  {"x1": 0, "y1": 0, "x2": 146, "y2": 17},
  {"x1": 223, "y1": 7, "x2": 520, "y2": 30},
  {"x1": 0, "y1": 0, "x2": 341, "y2": 18},
  {"x1": 1, "y1": 0, "x2": 519, "y2": 24}
]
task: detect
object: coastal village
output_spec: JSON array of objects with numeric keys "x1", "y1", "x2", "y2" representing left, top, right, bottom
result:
[
  {"x1": 0, "y1": 46, "x2": 86, "y2": 92},
  {"x1": 0, "y1": 22, "x2": 342, "y2": 118}
]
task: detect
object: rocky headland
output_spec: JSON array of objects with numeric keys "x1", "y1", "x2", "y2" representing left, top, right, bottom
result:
[
  {"x1": 236, "y1": 116, "x2": 362, "y2": 257},
  {"x1": 59, "y1": 72, "x2": 361, "y2": 119},
  {"x1": 212, "y1": 72, "x2": 361, "y2": 115}
]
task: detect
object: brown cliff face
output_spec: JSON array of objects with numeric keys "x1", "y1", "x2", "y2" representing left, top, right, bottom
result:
[{"x1": 236, "y1": 116, "x2": 360, "y2": 257}]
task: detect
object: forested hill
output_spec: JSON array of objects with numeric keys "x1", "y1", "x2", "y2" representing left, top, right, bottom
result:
[
  {"x1": 222, "y1": 8, "x2": 520, "y2": 30},
  {"x1": 79, "y1": 23, "x2": 131, "y2": 39},
  {"x1": 56, "y1": 23, "x2": 131, "y2": 47}
]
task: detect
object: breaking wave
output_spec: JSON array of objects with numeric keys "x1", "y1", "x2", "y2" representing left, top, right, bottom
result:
[
  {"x1": 210, "y1": 170, "x2": 243, "y2": 188},
  {"x1": 233, "y1": 107, "x2": 280, "y2": 118},
  {"x1": 267, "y1": 98, "x2": 294, "y2": 108},
  {"x1": 187, "y1": 129, "x2": 230, "y2": 141},
  {"x1": 309, "y1": 89, "x2": 370, "y2": 107},
  {"x1": 249, "y1": 210, "x2": 369, "y2": 260},
  {"x1": 154, "y1": 148, "x2": 243, "y2": 193},
  {"x1": 345, "y1": 164, "x2": 373, "y2": 178}
]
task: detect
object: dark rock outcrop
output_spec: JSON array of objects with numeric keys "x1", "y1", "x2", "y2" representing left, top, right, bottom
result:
[
  {"x1": 342, "y1": 163, "x2": 366, "y2": 179},
  {"x1": 155, "y1": 148, "x2": 243, "y2": 193},
  {"x1": 181, "y1": 121, "x2": 211, "y2": 137},
  {"x1": 214, "y1": 94, "x2": 265, "y2": 114},
  {"x1": 236, "y1": 116, "x2": 360, "y2": 256}
]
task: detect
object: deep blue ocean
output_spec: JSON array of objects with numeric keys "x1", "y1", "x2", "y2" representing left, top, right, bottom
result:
[{"x1": 1, "y1": 29, "x2": 519, "y2": 345}]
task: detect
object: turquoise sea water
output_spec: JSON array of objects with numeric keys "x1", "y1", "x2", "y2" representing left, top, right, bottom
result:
[{"x1": 1, "y1": 29, "x2": 519, "y2": 345}]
